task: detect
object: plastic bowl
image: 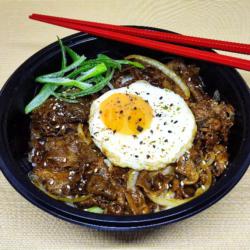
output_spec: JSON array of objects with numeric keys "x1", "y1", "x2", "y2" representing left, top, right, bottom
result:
[{"x1": 0, "y1": 28, "x2": 250, "y2": 231}]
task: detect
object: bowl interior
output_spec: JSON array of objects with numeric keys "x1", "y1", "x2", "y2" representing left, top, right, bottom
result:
[{"x1": 0, "y1": 31, "x2": 249, "y2": 230}]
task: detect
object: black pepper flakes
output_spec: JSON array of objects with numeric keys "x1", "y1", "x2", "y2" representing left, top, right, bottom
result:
[
  {"x1": 164, "y1": 139, "x2": 168, "y2": 142},
  {"x1": 139, "y1": 141, "x2": 143, "y2": 145},
  {"x1": 170, "y1": 103, "x2": 173, "y2": 107},
  {"x1": 174, "y1": 120, "x2": 178, "y2": 124},
  {"x1": 164, "y1": 122, "x2": 167, "y2": 125},
  {"x1": 150, "y1": 130, "x2": 153, "y2": 134},
  {"x1": 120, "y1": 110, "x2": 123, "y2": 114},
  {"x1": 133, "y1": 107, "x2": 137, "y2": 110},
  {"x1": 159, "y1": 96, "x2": 163, "y2": 100},
  {"x1": 146, "y1": 155, "x2": 150, "y2": 159},
  {"x1": 128, "y1": 116, "x2": 131, "y2": 120},
  {"x1": 168, "y1": 130, "x2": 172, "y2": 133},
  {"x1": 137, "y1": 126, "x2": 143, "y2": 132},
  {"x1": 135, "y1": 155, "x2": 139, "y2": 158}
]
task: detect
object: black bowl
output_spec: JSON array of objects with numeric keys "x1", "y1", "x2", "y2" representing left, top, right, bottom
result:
[{"x1": 0, "y1": 28, "x2": 250, "y2": 231}]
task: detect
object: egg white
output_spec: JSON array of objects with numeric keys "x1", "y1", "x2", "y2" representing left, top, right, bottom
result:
[{"x1": 89, "y1": 80, "x2": 197, "y2": 171}]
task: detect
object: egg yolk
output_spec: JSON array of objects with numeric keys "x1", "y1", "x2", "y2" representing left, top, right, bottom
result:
[{"x1": 100, "y1": 93, "x2": 153, "y2": 135}]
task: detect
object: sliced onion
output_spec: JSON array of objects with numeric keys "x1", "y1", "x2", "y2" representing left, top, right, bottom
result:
[
  {"x1": 127, "y1": 170, "x2": 139, "y2": 191},
  {"x1": 148, "y1": 190, "x2": 191, "y2": 208},
  {"x1": 125, "y1": 55, "x2": 190, "y2": 98},
  {"x1": 107, "y1": 82, "x2": 114, "y2": 89},
  {"x1": 29, "y1": 172, "x2": 91, "y2": 203},
  {"x1": 77, "y1": 123, "x2": 91, "y2": 145},
  {"x1": 147, "y1": 168, "x2": 212, "y2": 209},
  {"x1": 161, "y1": 166, "x2": 174, "y2": 175}
]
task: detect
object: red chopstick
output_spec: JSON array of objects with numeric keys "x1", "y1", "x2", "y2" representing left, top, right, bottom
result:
[
  {"x1": 31, "y1": 13, "x2": 250, "y2": 55},
  {"x1": 29, "y1": 14, "x2": 250, "y2": 71}
]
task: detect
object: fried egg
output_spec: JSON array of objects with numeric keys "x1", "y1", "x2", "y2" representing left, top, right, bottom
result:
[{"x1": 89, "y1": 81, "x2": 197, "y2": 171}]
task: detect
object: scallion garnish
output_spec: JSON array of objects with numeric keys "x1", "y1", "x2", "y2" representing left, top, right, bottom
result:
[{"x1": 25, "y1": 37, "x2": 144, "y2": 114}]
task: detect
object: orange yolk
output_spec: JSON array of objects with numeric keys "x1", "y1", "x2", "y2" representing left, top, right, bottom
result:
[{"x1": 100, "y1": 93, "x2": 153, "y2": 135}]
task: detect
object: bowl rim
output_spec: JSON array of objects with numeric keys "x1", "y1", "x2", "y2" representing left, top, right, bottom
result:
[{"x1": 0, "y1": 27, "x2": 250, "y2": 231}]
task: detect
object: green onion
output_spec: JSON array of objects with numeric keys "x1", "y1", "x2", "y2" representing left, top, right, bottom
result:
[
  {"x1": 76, "y1": 63, "x2": 107, "y2": 81},
  {"x1": 96, "y1": 54, "x2": 122, "y2": 69},
  {"x1": 25, "y1": 37, "x2": 146, "y2": 114},
  {"x1": 57, "y1": 36, "x2": 67, "y2": 70},
  {"x1": 66, "y1": 62, "x2": 98, "y2": 78},
  {"x1": 25, "y1": 84, "x2": 58, "y2": 114},
  {"x1": 40, "y1": 55, "x2": 86, "y2": 78},
  {"x1": 84, "y1": 206, "x2": 104, "y2": 214},
  {"x1": 36, "y1": 76, "x2": 92, "y2": 90},
  {"x1": 116, "y1": 59, "x2": 144, "y2": 69},
  {"x1": 65, "y1": 46, "x2": 81, "y2": 62},
  {"x1": 52, "y1": 92, "x2": 79, "y2": 103},
  {"x1": 62, "y1": 70, "x2": 114, "y2": 98}
]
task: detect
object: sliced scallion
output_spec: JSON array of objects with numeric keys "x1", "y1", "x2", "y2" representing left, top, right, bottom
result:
[
  {"x1": 76, "y1": 63, "x2": 107, "y2": 81},
  {"x1": 65, "y1": 45, "x2": 81, "y2": 62},
  {"x1": 57, "y1": 36, "x2": 67, "y2": 70},
  {"x1": 84, "y1": 206, "x2": 104, "y2": 214},
  {"x1": 36, "y1": 76, "x2": 92, "y2": 90},
  {"x1": 25, "y1": 84, "x2": 58, "y2": 114}
]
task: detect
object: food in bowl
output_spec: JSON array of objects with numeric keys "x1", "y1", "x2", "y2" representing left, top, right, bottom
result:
[{"x1": 27, "y1": 38, "x2": 235, "y2": 215}]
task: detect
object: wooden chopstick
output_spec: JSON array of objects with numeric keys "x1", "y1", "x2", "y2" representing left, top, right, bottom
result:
[
  {"x1": 31, "y1": 13, "x2": 250, "y2": 55},
  {"x1": 29, "y1": 14, "x2": 250, "y2": 71}
]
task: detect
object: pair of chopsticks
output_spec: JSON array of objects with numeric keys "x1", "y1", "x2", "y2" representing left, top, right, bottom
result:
[{"x1": 30, "y1": 13, "x2": 250, "y2": 71}]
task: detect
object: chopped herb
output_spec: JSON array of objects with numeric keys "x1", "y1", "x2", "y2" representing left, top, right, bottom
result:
[
  {"x1": 24, "y1": 37, "x2": 143, "y2": 113},
  {"x1": 84, "y1": 206, "x2": 104, "y2": 214}
]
